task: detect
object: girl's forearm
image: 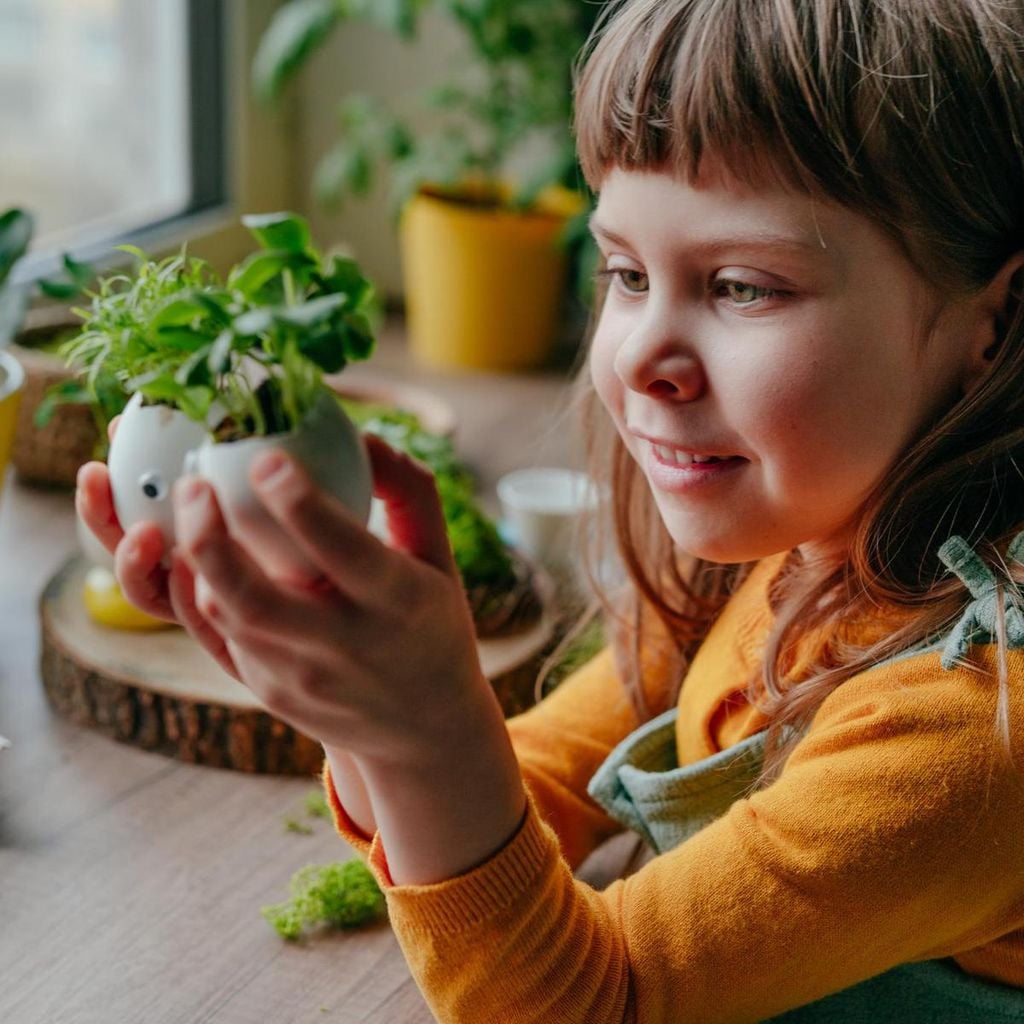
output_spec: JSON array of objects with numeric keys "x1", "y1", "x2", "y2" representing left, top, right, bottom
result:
[
  {"x1": 323, "y1": 744, "x2": 378, "y2": 838},
  {"x1": 354, "y1": 688, "x2": 527, "y2": 886}
]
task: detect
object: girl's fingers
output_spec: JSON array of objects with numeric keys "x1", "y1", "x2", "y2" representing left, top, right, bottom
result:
[
  {"x1": 106, "y1": 414, "x2": 121, "y2": 443},
  {"x1": 249, "y1": 451, "x2": 395, "y2": 597},
  {"x1": 214, "y1": 630, "x2": 350, "y2": 736},
  {"x1": 364, "y1": 434, "x2": 456, "y2": 575},
  {"x1": 173, "y1": 475, "x2": 336, "y2": 644},
  {"x1": 167, "y1": 552, "x2": 240, "y2": 680},
  {"x1": 75, "y1": 461, "x2": 124, "y2": 555},
  {"x1": 78, "y1": 459, "x2": 182, "y2": 623},
  {"x1": 249, "y1": 444, "x2": 456, "y2": 603},
  {"x1": 113, "y1": 521, "x2": 176, "y2": 621}
]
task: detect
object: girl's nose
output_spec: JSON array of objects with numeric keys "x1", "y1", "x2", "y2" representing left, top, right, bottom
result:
[{"x1": 613, "y1": 326, "x2": 706, "y2": 401}]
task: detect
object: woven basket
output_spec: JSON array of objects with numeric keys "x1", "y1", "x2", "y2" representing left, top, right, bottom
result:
[{"x1": 9, "y1": 307, "x2": 98, "y2": 487}]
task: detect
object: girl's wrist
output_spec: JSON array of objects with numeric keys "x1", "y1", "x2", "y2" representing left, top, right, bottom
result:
[{"x1": 353, "y1": 691, "x2": 527, "y2": 885}]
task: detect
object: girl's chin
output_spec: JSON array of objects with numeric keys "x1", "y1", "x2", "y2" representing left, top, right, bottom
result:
[
  {"x1": 660, "y1": 527, "x2": 744, "y2": 563},
  {"x1": 673, "y1": 542, "x2": 754, "y2": 564},
  {"x1": 658, "y1": 518, "x2": 788, "y2": 565}
]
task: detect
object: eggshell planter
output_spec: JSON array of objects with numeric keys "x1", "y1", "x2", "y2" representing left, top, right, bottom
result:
[
  {"x1": 107, "y1": 392, "x2": 209, "y2": 544},
  {"x1": 185, "y1": 389, "x2": 372, "y2": 585}
]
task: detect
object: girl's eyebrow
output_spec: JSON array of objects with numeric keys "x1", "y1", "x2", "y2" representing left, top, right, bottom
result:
[{"x1": 587, "y1": 217, "x2": 829, "y2": 260}]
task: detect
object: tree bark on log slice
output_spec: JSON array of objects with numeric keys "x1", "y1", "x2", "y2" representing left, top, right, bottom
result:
[{"x1": 39, "y1": 555, "x2": 558, "y2": 775}]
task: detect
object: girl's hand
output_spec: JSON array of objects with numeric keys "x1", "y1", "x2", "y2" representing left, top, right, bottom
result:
[
  {"x1": 172, "y1": 435, "x2": 491, "y2": 763},
  {"x1": 75, "y1": 417, "x2": 242, "y2": 680}
]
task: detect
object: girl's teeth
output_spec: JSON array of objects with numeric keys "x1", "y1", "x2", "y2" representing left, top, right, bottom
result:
[{"x1": 653, "y1": 443, "x2": 727, "y2": 465}]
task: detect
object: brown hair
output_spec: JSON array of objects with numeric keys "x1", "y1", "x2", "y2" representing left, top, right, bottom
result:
[{"x1": 570, "y1": 0, "x2": 1024, "y2": 784}]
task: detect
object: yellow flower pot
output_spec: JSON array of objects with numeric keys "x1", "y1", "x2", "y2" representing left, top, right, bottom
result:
[
  {"x1": 399, "y1": 184, "x2": 585, "y2": 371},
  {"x1": 0, "y1": 350, "x2": 25, "y2": 502}
]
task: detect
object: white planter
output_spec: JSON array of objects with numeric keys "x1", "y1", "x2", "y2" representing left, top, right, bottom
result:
[
  {"x1": 185, "y1": 389, "x2": 371, "y2": 584},
  {"x1": 106, "y1": 392, "x2": 209, "y2": 544}
]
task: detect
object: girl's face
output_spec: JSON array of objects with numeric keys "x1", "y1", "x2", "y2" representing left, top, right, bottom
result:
[{"x1": 589, "y1": 165, "x2": 978, "y2": 564}]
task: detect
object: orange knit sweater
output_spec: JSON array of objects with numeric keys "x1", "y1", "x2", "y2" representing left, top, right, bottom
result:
[{"x1": 324, "y1": 552, "x2": 1024, "y2": 1023}]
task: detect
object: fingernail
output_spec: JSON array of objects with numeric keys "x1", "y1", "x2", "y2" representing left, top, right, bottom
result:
[{"x1": 252, "y1": 451, "x2": 291, "y2": 488}]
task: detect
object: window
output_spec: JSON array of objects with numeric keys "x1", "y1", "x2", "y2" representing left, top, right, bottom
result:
[{"x1": 0, "y1": 0, "x2": 226, "y2": 256}]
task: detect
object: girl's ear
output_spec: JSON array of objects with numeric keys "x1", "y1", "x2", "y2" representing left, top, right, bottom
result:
[{"x1": 962, "y1": 252, "x2": 1024, "y2": 395}]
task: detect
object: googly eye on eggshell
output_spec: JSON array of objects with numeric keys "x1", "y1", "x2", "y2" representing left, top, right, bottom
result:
[
  {"x1": 106, "y1": 392, "x2": 209, "y2": 544},
  {"x1": 139, "y1": 471, "x2": 168, "y2": 501}
]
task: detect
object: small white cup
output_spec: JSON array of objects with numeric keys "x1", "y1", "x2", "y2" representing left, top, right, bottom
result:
[{"x1": 497, "y1": 467, "x2": 600, "y2": 594}]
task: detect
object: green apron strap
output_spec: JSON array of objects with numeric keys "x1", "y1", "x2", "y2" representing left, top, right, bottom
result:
[{"x1": 936, "y1": 535, "x2": 1024, "y2": 670}]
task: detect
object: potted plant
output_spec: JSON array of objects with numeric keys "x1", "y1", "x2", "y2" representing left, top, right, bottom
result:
[
  {"x1": 0, "y1": 209, "x2": 96, "y2": 492},
  {"x1": 252, "y1": 0, "x2": 600, "y2": 371},
  {"x1": 64, "y1": 210, "x2": 547, "y2": 638},
  {"x1": 61, "y1": 211, "x2": 379, "y2": 585}
]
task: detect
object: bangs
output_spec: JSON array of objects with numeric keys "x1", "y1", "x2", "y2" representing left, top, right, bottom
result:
[
  {"x1": 572, "y1": 0, "x2": 1023, "y2": 276},
  {"x1": 574, "y1": 0, "x2": 860, "y2": 196}
]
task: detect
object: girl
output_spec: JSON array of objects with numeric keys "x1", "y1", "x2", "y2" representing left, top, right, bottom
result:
[{"x1": 78, "y1": 0, "x2": 1024, "y2": 1020}]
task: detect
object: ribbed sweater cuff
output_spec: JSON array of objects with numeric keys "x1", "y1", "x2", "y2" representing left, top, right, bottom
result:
[
  {"x1": 321, "y1": 757, "x2": 375, "y2": 858},
  {"x1": 366, "y1": 786, "x2": 561, "y2": 936}
]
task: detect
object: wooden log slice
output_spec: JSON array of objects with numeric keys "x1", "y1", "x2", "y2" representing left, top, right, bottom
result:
[{"x1": 39, "y1": 555, "x2": 558, "y2": 775}]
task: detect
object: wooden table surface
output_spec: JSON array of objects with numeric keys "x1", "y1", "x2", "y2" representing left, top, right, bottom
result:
[{"x1": 0, "y1": 321, "x2": 641, "y2": 1024}]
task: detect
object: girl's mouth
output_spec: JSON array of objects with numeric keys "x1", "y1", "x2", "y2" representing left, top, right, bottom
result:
[{"x1": 645, "y1": 441, "x2": 747, "y2": 491}]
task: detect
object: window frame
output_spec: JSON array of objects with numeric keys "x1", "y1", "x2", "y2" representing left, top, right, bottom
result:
[
  {"x1": 15, "y1": 0, "x2": 293, "y2": 288},
  {"x1": 183, "y1": 0, "x2": 228, "y2": 221}
]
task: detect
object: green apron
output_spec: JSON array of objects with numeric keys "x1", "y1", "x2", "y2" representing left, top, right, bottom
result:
[
  {"x1": 585, "y1": 533, "x2": 1024, "y2": 1022},
  {"x1": 586, "y1": 710, "x2": 1024, "y2": 1022}
]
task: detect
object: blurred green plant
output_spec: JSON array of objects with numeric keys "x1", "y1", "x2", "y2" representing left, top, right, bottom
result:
[
  {"x1": 252, "y1": 0, "x2": 601, "y2": 305},
  {"x1": 0, "y1": 208, "x2": 92, "y2": 348}
]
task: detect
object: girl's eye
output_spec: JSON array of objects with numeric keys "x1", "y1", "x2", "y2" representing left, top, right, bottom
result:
[
  {"x1": 714, "y1": 279, "x2": 779, "y2": 305},
  {"x1": 594, "y1": 268, "x2": 649, "y2": 294}
]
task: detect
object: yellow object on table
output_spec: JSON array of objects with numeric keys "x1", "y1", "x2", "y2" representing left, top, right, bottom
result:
[
  {"x1": 399, "y1": 183, "x2": 586, "y2": 371},
  {"x1": 82, "y1": 566, "x2": 175, "y2": 631},
  {"x1": 0, "y1": 349, "x2": 25, "y2": 501}
]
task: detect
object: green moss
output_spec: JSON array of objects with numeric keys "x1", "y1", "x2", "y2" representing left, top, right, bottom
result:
[
  {"x1": 304, "y1": 790, "x2": 331, "y2": 820},
  {"x1": 280, "y1": 790, "x2": 331, "y2": 834},
  {"x1": 344, "y1": 401, "x2": 517, "y2": 592},
  {"x1": 262, "y1": 859, "x2": 386, "y2": 941}
]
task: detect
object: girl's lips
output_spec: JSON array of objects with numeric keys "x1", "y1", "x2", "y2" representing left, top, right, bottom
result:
[{"x1": 644, "y1": 441, "x2": 748, "y2": 492}]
